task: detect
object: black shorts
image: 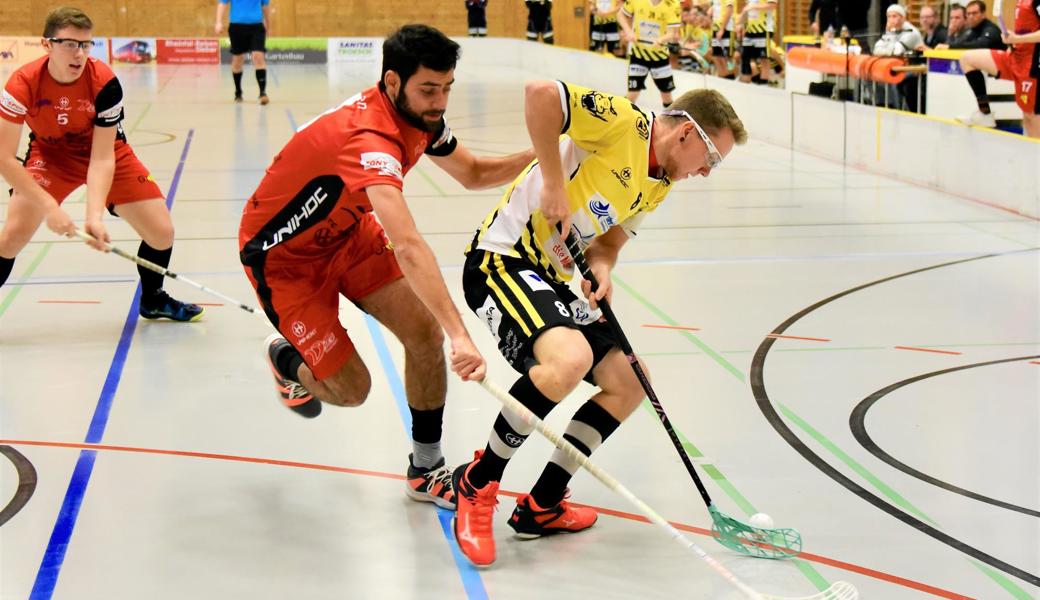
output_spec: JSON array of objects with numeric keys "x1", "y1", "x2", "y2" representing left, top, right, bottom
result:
[
  {"x1": 628, "y1": 54, "x2": 676, "y2": 92},
  {"x1": 742, "y1": 32, "x2": 769, "y2": 60},
  {"x1": 228, "y1": 23, "x2": 267, "y2": 55},
  {"x1": 463, "y1": 249, "x2": 617, "y2": 384},
  {"x1": 527, "y1": 2, "x2": 554, "y2": 39},
  {"x1": 711, "y1": 31, "x2": 733, "y2": 57}
]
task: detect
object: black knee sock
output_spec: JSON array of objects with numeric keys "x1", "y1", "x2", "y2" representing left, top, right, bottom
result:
[
  {"x1": 233, "y1": 71, "x2": 243, "y2": 96},
  {"x1": 137, "y1": 241, "x2": 172, "y2": 300},
  {"x1": 409, "y1": 405, "x2": 444, "y2": 470},
  {"x1": 965, "y1": 70, "x2": 990, "y2": 113},
  {"x1": 467, "y1": 373, "x2": 557, "y2": 488},
  {"x1": 256, "y1": 69, "x2": 267, "y2": 95},
  {"x1": 529, "y1": 399, "x2": 621, "y2": 508},
  {"x1": 0, "y1": 255, "x2": 14, "y2": 288},
  {"x1": 273, "y1": 341, "x2": 305, "y2": 383}
]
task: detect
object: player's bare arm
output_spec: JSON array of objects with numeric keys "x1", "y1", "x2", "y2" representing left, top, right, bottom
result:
[
  {"x1": 366, "y1": 183, "x2": 486, "y2": 381},
  {"x1": 524, "y1": 80, "x2": 572, "y2": 236},
  {"x1": 0, "y1": 119, "x2": 73, "y2": 236},
  {"x1": 580, "y1": 224, "x2": 629, "y2": 308},
  {"x1": 1004, "y1": 30, "x2": 1040, "y2": 43},
  {"x1": 617, "y1": 9, "x2": 637, "y2": 43},
  {"x1": 82, "y1": 123, "x2": 117, "y2": 251},
  {"x1": 428, "y1": 143, "x2": 535, "y2": 190},
  {"x1": 214, "y1": 1, "x2": 228, "y2": 34}
]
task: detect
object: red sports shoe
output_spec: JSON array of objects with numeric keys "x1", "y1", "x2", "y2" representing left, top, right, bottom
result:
[
  {"x1": 264, "y1": 333, "x2": 321, "y2": 418},
  {"x1": 507, "y1": 490, "x2": 598, "y2": 539},
  {"x1": 451, "y1": 451, "x2": 499, "y2": 566}
]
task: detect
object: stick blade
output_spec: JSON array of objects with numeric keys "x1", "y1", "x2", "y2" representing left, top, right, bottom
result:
[{"x1": 709, "y1": 506, "x2": 803, "y2": 559}]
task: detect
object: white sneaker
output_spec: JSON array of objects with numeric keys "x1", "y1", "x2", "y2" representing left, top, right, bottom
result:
[{"x1": 957, "y1": 110, "x2": 997, "y2": 127}]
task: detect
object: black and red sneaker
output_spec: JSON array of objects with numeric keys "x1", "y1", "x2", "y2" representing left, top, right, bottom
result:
[
  {"x1": 263, "y1": 333, "x2": 321, "y2": 418},
  {"x1": 507, "y1": 490, "x2": 598, "y2": 539}
]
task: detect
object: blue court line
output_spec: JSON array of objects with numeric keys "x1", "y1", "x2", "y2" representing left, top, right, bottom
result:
[
  {"x1": 29, "y1": 130, "x2": 194, "y2": 600},
  {"x1": 285, "y1": 109, "x2": 297, "y2": 131},
  {"x1": 363, "y1": 314, "x2": 489, "y2": 600}
]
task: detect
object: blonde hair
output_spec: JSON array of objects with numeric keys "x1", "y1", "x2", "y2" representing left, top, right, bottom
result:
[
  {"x1": 43, "y1": 7, "x2": 93, "y2": 38},
  {"x1": 667, "y1": 89, "x2": 748, "y2": 145}
]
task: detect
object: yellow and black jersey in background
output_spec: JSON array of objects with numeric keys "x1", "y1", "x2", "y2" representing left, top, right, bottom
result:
[
  {"x1": 468, "y1": 81, "x2": 673, "y2": 283},
  {"x1": 745, "y1": 0, "x2": 777, "y2": 34},
  {"x1": 621, "y1": 0, "x2": 683, "y2": 61},
  {"x1": 593, "y1": 0, "x2": 619, "y2": 24},
  {"x1": 711, "y1": 0, "x2": 736, "y2": 32}
]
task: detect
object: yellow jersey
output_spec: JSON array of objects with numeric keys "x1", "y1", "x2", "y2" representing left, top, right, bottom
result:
[
  {"x1": 745, "y1": 0, "x2": 777, "y2": 33},
  {"x1": 621, "y1": 0, "x2": 683, "y2": 61},
  {"x1": 593, "y1": 0, "x2": 619, "y2": 24},
  {"x1": 712, "y1": 0, "x2": 735, "y2": 32},
  {"x1": 467, "y1": 82, "x2": 673, "y2": 283}
]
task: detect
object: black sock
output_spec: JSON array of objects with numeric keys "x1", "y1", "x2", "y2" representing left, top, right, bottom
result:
[
  {"x1": 965, "y1": 70, "x2": 990, "y2": 113},
  {"x1": 529, "y1": 400, "x2": 620, "y2": 508},
  {"x1": 468, "y1": 373, "x2": 557, "y2": 488},
  {"x1": 256, "y1": 69, "x2": 267, "y2": 95},
  {"x1": 137, "y1": 241, "x2": 172, "y2": 300},
  {"x1": 410, "y1": 405, "x2": 443, "y2": 445},
  {"x1": 0, "y1": 255, "x2": 14, "y2": 288},
  {"x1": 274, "y1": 342, "x2": 305, "y2": 383},
  {"x1": 233, "y1": 71, "x2": 243, "y2": 96}
]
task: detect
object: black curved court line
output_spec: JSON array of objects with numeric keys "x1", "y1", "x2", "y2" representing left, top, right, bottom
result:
[
  {"x1": 750, "y1": 246, "x2": 1040, "y2": 587},
  {"x1": 851, "y1": 356, "x2": 1040, "y2": 518},
  {"x1": 0, "y1": 444, "x2": 37, "y2": 527}
]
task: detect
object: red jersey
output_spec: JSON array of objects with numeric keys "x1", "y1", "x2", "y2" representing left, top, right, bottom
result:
[
  {"x1": 239, "y1": 84, "x2": 457, "y2": 264},
  {"x1": 0, "y1": 55, "x2": 126, "y2": 155},
  {"x1": 1013, "y1": 0, "x2": 1040, "y2": 36}
]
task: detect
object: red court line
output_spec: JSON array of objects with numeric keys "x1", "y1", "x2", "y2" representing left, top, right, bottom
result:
[
  {"x1": 1, "y1": 437, "x2": 975, "y2": 599},
  {"x1": 196, "y1": 303, "x2": 223, "y2": 307},
  {"x1": 766, "y1": 334, "x2": 832, "y2": 342},
  {"x1": 894, "y1": 346, "x2": 963, "y2": 356},
  {"x1": 1030, "y1": 361, "x2": 1040, "y2": 365},
  {"x1": 642, "y1": 324, "x2": 701, "y2": 331},
  {"x1": 37, "y1": 300, "x2": 102, "y2": 304}
]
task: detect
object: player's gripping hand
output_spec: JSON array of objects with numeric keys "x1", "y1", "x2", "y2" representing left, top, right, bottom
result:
[
  {"x1": 540, "y1": 182, "x2": 572, "y2": 241},
  {"x1": 45, "y1": 207, "x2": 76, "y2": 238},
  {"x1": 450, "y1": 335, "x2": 487, "y2": 382},
  {"x1": 83, "y1": 219, "x2": 111, "y2": 252},
  {"x1": 580, "y1": 262, "x2": 613, "y2": 310}
]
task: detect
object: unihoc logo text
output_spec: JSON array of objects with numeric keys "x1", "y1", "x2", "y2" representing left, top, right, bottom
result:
[{"x1": 261, "y1": 186, "x2": 329, "y2": 251}]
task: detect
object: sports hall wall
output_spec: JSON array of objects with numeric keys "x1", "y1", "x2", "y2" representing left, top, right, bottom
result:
[{"x1": 0, "y1": 0, "x2": 590, "y2": 49}]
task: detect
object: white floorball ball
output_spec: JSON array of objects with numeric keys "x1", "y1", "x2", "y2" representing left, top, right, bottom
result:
[{"x1": 749, "y1": 512, "x2": 774, "y2": 529}]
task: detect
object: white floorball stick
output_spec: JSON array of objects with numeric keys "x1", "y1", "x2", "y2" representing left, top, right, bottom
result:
[
  {"x1": 69, "y1": 229, "x2": 266, "y2": 318},
  {"x1": 478, "y1": 378, "x2": 858, "y2": 600}
]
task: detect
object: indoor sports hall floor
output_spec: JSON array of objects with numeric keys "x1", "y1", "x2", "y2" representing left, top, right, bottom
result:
[{"x1": 0, "y1": 54, "x2": 1037, "y2": 600}]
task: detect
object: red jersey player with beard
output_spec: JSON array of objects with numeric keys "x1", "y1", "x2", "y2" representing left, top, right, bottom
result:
[
  {"x1": 957, "y1": 0, "x2": 1040, "y2": 138},
  {"x1": 0, "y1": 7, "x2": 203, "y2": 321},
  {"x1": 239, "y1": 25, "x2": 534, "y2": 507}
]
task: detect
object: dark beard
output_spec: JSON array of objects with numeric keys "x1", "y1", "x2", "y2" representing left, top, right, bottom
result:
[{"x1": 393, "y1": 88, "x2": 442, "y2": 133}]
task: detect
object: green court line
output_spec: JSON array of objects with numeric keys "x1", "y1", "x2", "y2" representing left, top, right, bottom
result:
[
  {"x1": 128, "y1": 102, "x2": 153, "y2": 134},
  {"x1": 777, "y1": 403, "x2": 938, "y2": 526},
  {"x1": 958, "y1": 221, "x2": 1035, "y2": 249},
  {"x1": 0, "y1": 242, "x2": 54, "y2": 319},
  {"x1": 414, "y1": 166, "x2": 447, "y2": 197},
  {"x1": 969, "y1": 559, "x2": 1037, "y2": 600},
  {"x1": 614, "y1": 276, "x2": 745, "y2": 382}
]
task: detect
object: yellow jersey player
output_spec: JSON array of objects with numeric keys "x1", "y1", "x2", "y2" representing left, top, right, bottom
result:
[
  {"x1": 450, "y1": 80, "x2": 746, "y2": 566},
  {"x1": 737, "y1": 0, "x2": 778, "y2": 83},
  {"x1": 618, "y1": 0, "x2": 683, "y2": 106},
  {"x1": 590, "y1": 0, "x2": 622, "y2": 55},
  {"x1": 711, "y1": 0, "x2": 737, "y2": 78}
]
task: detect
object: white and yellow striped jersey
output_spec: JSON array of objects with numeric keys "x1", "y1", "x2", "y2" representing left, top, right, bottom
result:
[
  {"x1": 745, "y1": 0, "x2": 777, "y2": 33},
  {"x1": 467, "y1": 81, "x2": 673, "y2": 283},
  {"x1": 712, "y1": 0, "x2": 735, "y2": 32},
  {"x1": 621, "y1": 0, "x2": 683, "y2": 61},
  {"x1": 593, "y1": 0, "x2": 619, "y2": 24}
]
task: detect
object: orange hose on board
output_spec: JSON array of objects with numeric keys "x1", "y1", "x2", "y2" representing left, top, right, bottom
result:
[{"x1": 787, "y1": 46, "x2": 908, "y2": 84}]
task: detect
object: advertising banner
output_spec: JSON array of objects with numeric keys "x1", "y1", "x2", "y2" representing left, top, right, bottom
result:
[
  {"x1": 89, "y1": 38, "x2": 110, "y2": 63},
  {"x1": 156, "y1": 39, "x2": 219, "y2": 64},
  {"x1": 220, "y1": 37, "x2": 327, "y2": 64},
  {"x1": 327, "y1": 38, "x2": 381, "y2": 63},
  {"x1": 0, "y1": 37, "x2": 48, "y2": 67},
  {"x1": 110, "y1": 38, "x2": 157, "y2": 64}
]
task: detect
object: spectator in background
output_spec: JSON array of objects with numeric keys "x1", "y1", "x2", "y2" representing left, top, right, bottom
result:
[
  {"x1": 945, "y1": 4, "x2": 970, "y2": 45},
  {"x1": 527, "y1": 0, "x2": 555, "y2": 44},
  {"x1": 938, "y1": 0, "x2": 1005, "y2": 49},
  {"x1": 916, "y1": 4, "x2": 947, "y2": 49},
  {"x1": 873, "y1": 4, "x2": 923, "y2": 111},
  {"x1": 839, "y1": 0, "x2": 874, "y2": 53},
  {"x1": 215, "y1": 0, "x2": 270, "y2": 104},
  {"x1": 679, "y1": 5, "x2": 712, "y2": 70},
  {"x1": 466, "y1": 0, "x2": 488, "y2": 37},
  {"x1": 873, "y1": 4, "x2": 922, "y2": 56}
]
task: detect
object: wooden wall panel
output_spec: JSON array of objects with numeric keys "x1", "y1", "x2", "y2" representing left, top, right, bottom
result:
[{"x1": 0, "y1": 0, "x2": 586, "y2": 49}]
